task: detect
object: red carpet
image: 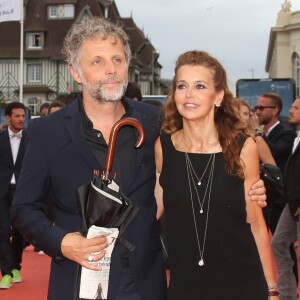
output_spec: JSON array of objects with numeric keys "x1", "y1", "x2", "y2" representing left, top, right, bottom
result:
[
  {"x1": 0, "y1": 243, "x2": 299, "y2": 299},
  {"x1": 0, "y1": 246, "x2": 50, "y2": 300}
]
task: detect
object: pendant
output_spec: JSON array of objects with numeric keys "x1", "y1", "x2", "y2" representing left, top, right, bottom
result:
[
  {"x1": 200, "y1": 209, "x2": 203, "y2": 214},
  {"x1": 198, "y1": 181, "x2": 201, "y2": 186},
  {"x1": 198, "y1": 259, "x2": 204, "y2": 266}
]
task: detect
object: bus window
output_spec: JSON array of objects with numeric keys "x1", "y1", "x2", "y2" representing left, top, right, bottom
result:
[{"x1": 236, "y1": 78, "x2": 295, "y2": 123}]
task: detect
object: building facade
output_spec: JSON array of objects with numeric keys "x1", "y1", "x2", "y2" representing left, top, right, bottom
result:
[
  {"x1": 266, "y1": 0, "x2": 300, "y2": 96},
  {"x1": 0, "y1": 0, "x2": 166, "y2": 114}
]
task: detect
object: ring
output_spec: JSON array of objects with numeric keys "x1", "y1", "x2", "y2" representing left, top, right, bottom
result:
[{"x1": 87, "y1": 255, "x2": 93, "y2": 263}]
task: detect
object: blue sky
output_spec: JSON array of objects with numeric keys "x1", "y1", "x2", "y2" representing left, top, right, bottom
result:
[{"x1": 115, "y1": 0, "x2": 300, "y2": 89}]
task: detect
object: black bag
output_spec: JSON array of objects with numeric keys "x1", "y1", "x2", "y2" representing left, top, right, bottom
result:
[{"x1": 260, "y1": 163, "x2": 285, "y2": 208}]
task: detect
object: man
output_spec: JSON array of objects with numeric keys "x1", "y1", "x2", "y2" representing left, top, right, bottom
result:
[
  {"x1": 48, "y1": 100, "x2": 66, "y2": 114},
  {"x1": 124, "y1": 82, "x2": 143, "y2": 101},
  {"x1": 255, "y1": 92, "x2": 298, "y2": 283},
  {"x1": 255, "y1": 93, "x2": 296, "y2": 230},
  {"x1": 39, "y1": 102, "x2": 50, "y2": 117},
  {"x1": 271, "y1": 97, "x2": 300, "y2": 300},
  {"x1": 11, "y1": 17, "x2": 267, "y2": 300},
  {"x1": 255, "y1": 93, "x2": 296, "y2": 173},
  {"x1": 0, "y1": 102, "x2": 27, "y2": 289}
]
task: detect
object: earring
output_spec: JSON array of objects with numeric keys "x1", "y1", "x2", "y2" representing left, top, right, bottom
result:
[{"x1": 215, "y1": 103, "x2": 220, "y2": 107}]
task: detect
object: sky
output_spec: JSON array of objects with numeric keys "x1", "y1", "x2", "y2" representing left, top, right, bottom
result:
[{"x1": 115, "y1": 0, "x2": 300, "y2": 90}]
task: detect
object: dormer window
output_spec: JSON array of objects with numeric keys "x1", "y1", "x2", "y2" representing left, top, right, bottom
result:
[
  {"x1": 27, "y1": 33, "x2": 44, "y2": 50},
  {"x1": 48, "y1": 4, "x2": 75, "y2": 19}
]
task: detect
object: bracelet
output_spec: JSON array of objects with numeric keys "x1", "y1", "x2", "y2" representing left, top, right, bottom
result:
[
  {"x1": 268, "y1": 283, "x2": 278, "y2": 290},
  {"x1": 268, "y1": 290, "x2": 279, "y2": 297},
  {"x1": 255, "y1": 129, "x2": 264, "y2": 137}
]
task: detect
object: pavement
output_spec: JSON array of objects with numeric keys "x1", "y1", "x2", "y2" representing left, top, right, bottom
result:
[{"x1": 0, "y1": 246, "x2": 50, "y2": 300}]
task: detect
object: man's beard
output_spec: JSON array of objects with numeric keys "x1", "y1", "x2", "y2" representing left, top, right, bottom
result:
[
  {"x1": 289, "y1": 116, "x2": 298, "y2": 127},
  {"x1": 260, "y1": 115, "x2": 272, "y2": 126},
  {"x1": 81, "y1": 75, "x2": 128, "y2": 104}
]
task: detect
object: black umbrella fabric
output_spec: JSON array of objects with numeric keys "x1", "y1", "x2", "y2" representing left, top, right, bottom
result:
[{"x1": 77, "y1": 118, "x2": 145, "y2": 249}]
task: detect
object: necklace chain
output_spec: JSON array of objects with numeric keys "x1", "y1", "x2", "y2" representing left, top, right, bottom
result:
[
  {"x1": 185, "y1": 153, "x2": 213, "y2": 187},
  {"x1": 182, "y1": 131, "x2": 219, "y2": 153},
  {"x1": 185, "y1": 152, "x2": 215, "y2": 267},
  {"x1": 185, "y1": 154, "x2": 214, "y2": 215}
]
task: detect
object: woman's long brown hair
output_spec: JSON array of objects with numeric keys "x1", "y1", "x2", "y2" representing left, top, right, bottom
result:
[{"x1": 162, "y1": 50, "x2": 245, "y2": 177}]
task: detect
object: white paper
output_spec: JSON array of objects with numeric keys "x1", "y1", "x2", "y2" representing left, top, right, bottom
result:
[{"x1": 79, "y1": 226, "x2": 119, "y2": 300}]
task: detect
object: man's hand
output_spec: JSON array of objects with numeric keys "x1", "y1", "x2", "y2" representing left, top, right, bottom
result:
[
  {"x1": 249, "y1": 179, "x2": 267, "y2": 208},
  {"x1": 294, "y1": 208, "x2": 300, "y2": 222},
  {"x1": 61, "y1": 232, "x2": 109, "y2": 270}
]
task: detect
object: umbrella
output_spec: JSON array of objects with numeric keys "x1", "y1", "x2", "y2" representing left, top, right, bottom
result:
[{"x1": 76, "y1": 117, "x2": 145, "y2": 250}]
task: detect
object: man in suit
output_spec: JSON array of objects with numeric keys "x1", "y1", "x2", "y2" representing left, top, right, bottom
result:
[
  {"x1": 11, "y1": 17, "x2": 268, "y2": 300},
  {"x1": 0, "y1": 102, "x2": 27, "y2": 289},
  {"x1": 255, "y1": 92, "x2": 298, "y2": 284},
  {"x1": 255, "y1": 93, "x2": 296, "y2": 174},
  {"x1": 255, "y1": 93, "x2": 296, "y2": 228},
  {"x1": 271, "y1": 97, "x2": 300, "y2": 300}
]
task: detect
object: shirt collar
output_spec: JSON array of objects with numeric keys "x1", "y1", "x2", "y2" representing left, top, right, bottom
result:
[
  {"x1": 8, "y1": 127, "x2": 22, "y2": 138},
  {"x1": 267, "y1": 120, "x2": 280, "y2": 135},
  {"x1": 79, "y1": 96, "x2": 132, "y2": 128}
]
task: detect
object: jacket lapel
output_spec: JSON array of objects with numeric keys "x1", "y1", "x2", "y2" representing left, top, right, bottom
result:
[
  {"x1": 2, "y1": 130, "x2": 14, "y2": 164},
  {"x1": 266, "y1": 123, "x2": 281, "y2": 141},
  {"x1": 123, "y1": 108, "x2": 145, "y2": 194},
  {"x1": 285, "y1": 137, "x2": 300, "y2": 171},
  {"x1": 294, "y1": 139, "x2": 300, "y2": 156},
  {"x1": 64, "y1": 99, "x2": 101, "y2": 171},
  {"x1": 63, "y1": 98, "x2": 150, "y2": 195}
]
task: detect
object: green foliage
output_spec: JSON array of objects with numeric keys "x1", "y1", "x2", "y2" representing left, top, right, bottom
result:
[{"x1": 0, "y1": 99, "x2": 7, "y2": 109}]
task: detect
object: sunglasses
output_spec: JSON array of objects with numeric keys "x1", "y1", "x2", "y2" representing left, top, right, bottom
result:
[{"x1": 254, "y1": 105, "x2": 276, "y2": 111}]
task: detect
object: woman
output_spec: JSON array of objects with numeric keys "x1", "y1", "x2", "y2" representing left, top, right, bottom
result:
[
  {"x1": 238, "y1": 98, "x2": 285, "y2": 230},
  {"x1": 155, "y1": 51, "x2": 279, "y2": 299},
  {"x1": 238, "y1": 99, "x2": 276, "y2": 165}
]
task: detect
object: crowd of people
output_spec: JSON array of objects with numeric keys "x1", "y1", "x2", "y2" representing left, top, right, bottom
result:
[{"x1": 0, "y1": 16, "x2": 299, "y2": 300}]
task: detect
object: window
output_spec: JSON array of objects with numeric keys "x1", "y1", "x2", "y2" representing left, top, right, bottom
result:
[
  {"x1": 27, "y1": 64, "x2": 42, "y2": 83},
  {"x1": 27, "y1": 33, "x2": 44, "y2": 49},
  {"x1": 98, "y1": 2, "x2": 106, "y2": 17},
  {"x1": 27, "y1": 98, "x2": 38, "y2": 115},
  {"x1": 292, "y1": 52, "x2": 300, "y2": 97},
  {"x1": 48, "y1": 5, "x2": 75, "y2": 19},
  {"x1": 49, "y1": 6, "x2": 57, "y2": 18}
]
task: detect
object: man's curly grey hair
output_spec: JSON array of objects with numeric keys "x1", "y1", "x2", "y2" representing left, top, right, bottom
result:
[{"x1": 62, "y1": 17, "x2": 131, "y2": 69}]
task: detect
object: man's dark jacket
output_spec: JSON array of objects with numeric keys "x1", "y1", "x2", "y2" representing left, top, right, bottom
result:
[
  {"x1": 285, "y1": 136, "x2": 300, "y2": 220},
  {"x1": 263, "y1": 122, "x2": 296, "y2": 172},
  {"x1": 0, "y1": 129, "x2": 27, "y2": 200},
  {"x1": 11, "y1": 97, "x2": 166, "y2": 300}
]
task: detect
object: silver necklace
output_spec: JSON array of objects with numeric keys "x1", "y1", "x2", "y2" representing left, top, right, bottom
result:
[
  {"x1": 182, "y1": 131, "x2": 219, "y2": 153},
  {"x1": 185, "y1": 153, "x2": 214, "y2": 214},
  {"x1": 185, "y1": 152, "x2": 215, "y2": 267},
  {"x1": 185, "y1": 152, "x2": 213, "y2": 186}
]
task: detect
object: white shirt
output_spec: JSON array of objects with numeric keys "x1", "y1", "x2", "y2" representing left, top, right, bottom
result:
[
  {"x1": 8, "y1": 127, "x2": 23, "y2": 184},
  {"x1": 292, "y1": 131, "x2": 300, "y2": 154},
  {"x1": 265, "y1": 121, "x2": 280, "y2": 137}
]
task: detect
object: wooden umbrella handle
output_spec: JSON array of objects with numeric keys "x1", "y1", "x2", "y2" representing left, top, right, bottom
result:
[{"x1": 102, "y1": 117, "x2": 146, "y2": 182}]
